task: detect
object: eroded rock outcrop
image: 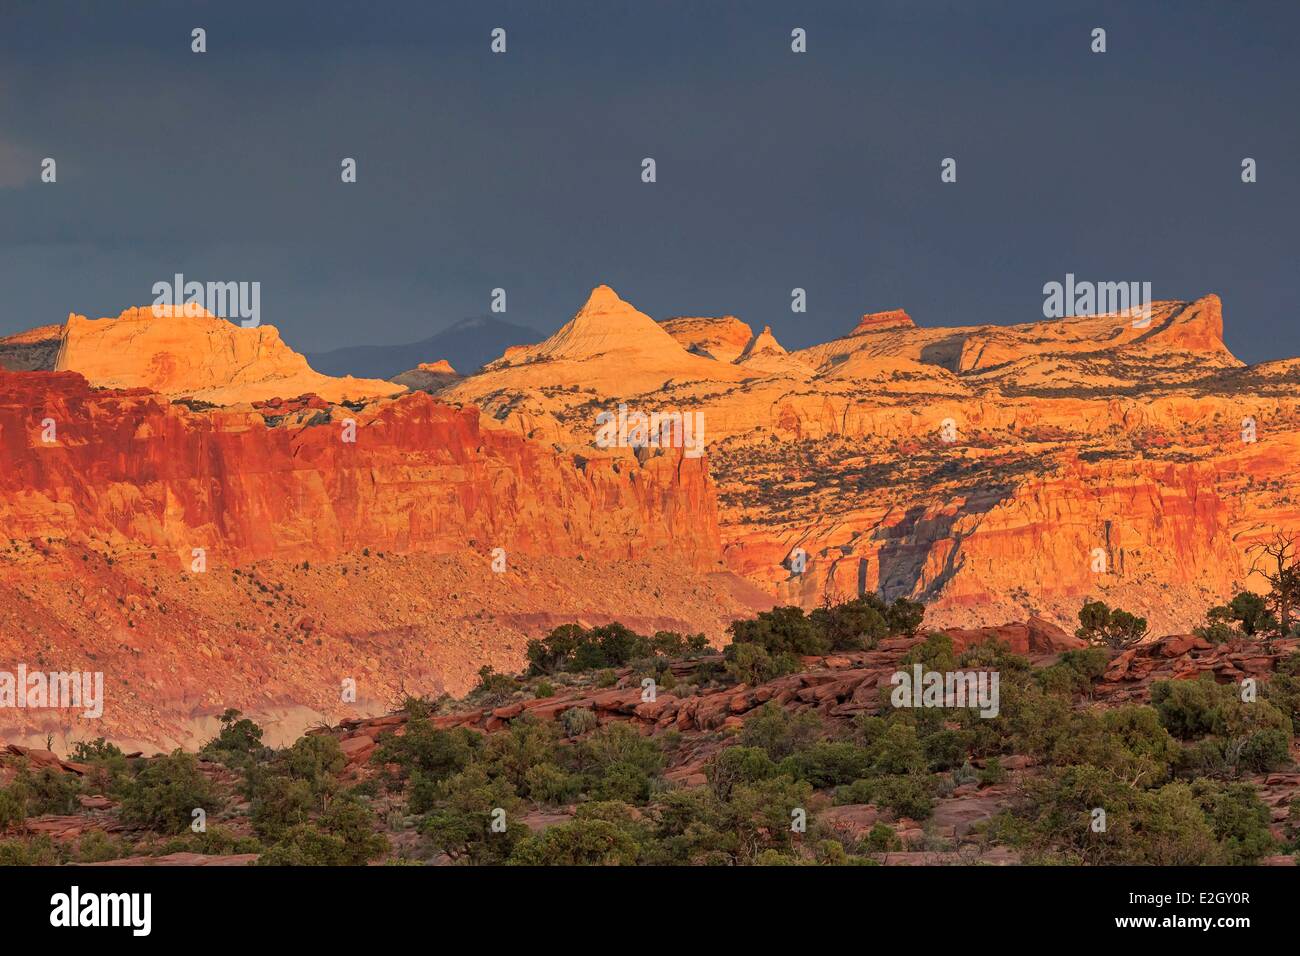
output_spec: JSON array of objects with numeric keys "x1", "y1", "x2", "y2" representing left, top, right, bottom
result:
[
  {"x1": 391, "y1": 359, "x2": 462, "y2": 393},
  {"x1": 444, "y1": 285, "x2": 1297, "y2": 635},
  {"x1": 53, "y1": 306, "x2": 399, "y2": 405},
  {"x1": 661, "y1": 315, "x2": 754, "y2": 362}
]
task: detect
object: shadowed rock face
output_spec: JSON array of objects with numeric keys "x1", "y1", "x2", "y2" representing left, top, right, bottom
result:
[
  {"x1": 0, "y1": 324, "x2": 63, "y2": 371},
  {"x1": 391, "y1": 359, "x2": 461, "y2": 393}
]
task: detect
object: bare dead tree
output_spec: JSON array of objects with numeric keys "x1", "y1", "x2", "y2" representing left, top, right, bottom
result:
[{"x1": 1247, "y1": 531, "x2": 1300, "y2": 638}]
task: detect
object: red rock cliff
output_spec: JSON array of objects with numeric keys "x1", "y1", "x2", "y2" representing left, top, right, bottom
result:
[{"x1": 0, "y1": 370, "x2": 721, "y2": 568}]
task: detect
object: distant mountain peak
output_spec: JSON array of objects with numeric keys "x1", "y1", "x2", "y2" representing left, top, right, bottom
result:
[
  {"x1": 306, "y1": 314, "x2": 542, "y2": 379},
  {"x1": 525, "y1": 284, "x2": 689, "y2": 363}
]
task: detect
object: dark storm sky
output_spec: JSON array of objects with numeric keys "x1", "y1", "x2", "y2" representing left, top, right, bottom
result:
[{"x1": 1, "y1": 0, "x2": 1296, "y2": 361}]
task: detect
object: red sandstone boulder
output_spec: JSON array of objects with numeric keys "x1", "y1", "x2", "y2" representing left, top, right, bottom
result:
[{"x1": 941, "y1": 617, "x2": 1084, "y2": 656}]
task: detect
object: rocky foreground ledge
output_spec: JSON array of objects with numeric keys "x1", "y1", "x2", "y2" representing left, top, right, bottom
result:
[{"x1": 4, "y1": 624, "x2": 1297, "y2": 866}]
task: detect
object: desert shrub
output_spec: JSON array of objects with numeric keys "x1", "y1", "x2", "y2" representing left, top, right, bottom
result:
[
  {"x1": 247, "y1": 733, "x2": 351, "y2": 837},
  {"x1": 525, "y1": 622, "x2": 691, "y2": 676},
  {"x1": 199, "y1": 708, "x2": 267, "y2": 766},
  {"x1": 570, "y1": 624, "x2": 651, "y2": 671},
  {"x1": 1192, "y1": 779, "x2": 1276, "y2": 865},
  {"x1": 833, "y1": 777, "x2": 877, "y2": 805},
  {"x1": 808, "y1": 602, "x2": 885, "y2": 652},
  {"x1": 249, "y1": 775, "x2": 315, "y2": 840},
  {"x1": 957, "y1": 638, "x2": 1031, "y2": 674},
  {"x1": 1022, "y1": 766, "x2": 1219, "y2": 865},
  {"x1": 75, "y1": 829, "x2": 130, "y2": 863},
  {"x1": 899, "y1": 632, "x2": 957, "y2": 672},
  {"x1": 472, "y1": 665, "x2": 517, "y2": 705},
  {"x1": 649, "y1": 631, "x2": 710, "y2": 656},
  {"x1": 860, "y1": 822, "x2": 901, "y2": 852},
  {"x1": 525, "y1": 624, "x2": 584, "y2": 674},
  {"x1": 1152, "y1": 678, "x2": 1238, "y2": 739},
  {"x1": 316, "y1": 795, "x2": 390, "y2": 864},
  {"x1": 372, "y1": 720, "x2": 480, "y2": 788},
  {"x1": 1200, "y1": 591, "x2": 1276, "y2": 640},
  {"x1": 152, "y1": 825, "x2": 261, "y2": 857},
  {"x1": 591, "y1": 763, "x2": 655, "y2": 803},
  {"x1": 978, "y1": 757, "x2": 1006, "y2": 786},
  {"x1": 707, "y1": 746, "x2": 778, "y2": 801},
  {"x1": 257, "y1": 823, "x2": 350, "y2": 865},
  {"x1": 118, "y1": 751, "x2": 220, "y2": 835},
  {"x1": 1264, "y1": 652, "x2": 1300, "y2": 727},
  {"x1": 649, "y1": 776, "x2": 813, "y2": 865},
  {"x1": 1152, "y1": 678, "x2": 1292, "y2": 773},
  {"x1": 482, "y1": 717, "x2": 563, "y2": 797},
  {"x1": 1024, "y1": 764, "x2": 1281, "y2": 865},
  {"x1": 279, "y1": 734, "x2": 347, "y2": 794},
  {"x1": 810, "y1": 593, "x2": 924, "y2": 650},
  {"x1": 0, "y1": 785, "x2": 27, "y2": 830},
  {"x1": 0, "y1": 834, "x2": 60, "y2": 865},
  {"x1": 1075, "y1": 600, "x2": 1148, "y2": 648},
  {"x1": 857, "y1": 718, "x2": 928, "y2": 776},
  {"x1": 560, "y1": 706, "x2": 598, "y2": 738},
  {"x1": 739, "y1": 703, "x2": 823, "y2": 760},
  {"x1": 11, "y1": 766, "x2": 81, "y2": 816},
  {"x1": 68, "y1": 737, "x2": 133, "y2": 795},
  {"x1": 419, "y1": 765, "x2": 528, "y2": 864},
  {"x1": 874, "y1": 775, "x2": 936, "y2": 819},
  {"x1": 398, "y1": 694, "x2": 437, "y2": 719},
  {"x1": 523, "y1": 763, "x2": 582, "y2": 805},
  {"x1": 952, "y1": 761, "x2": 979, "y2": 788},
  {"x1": 70, "y1": 738, "x2": 124, "y2": 762},
  {"x1": 1237, "y1": 728, "x2": 1292, "y2": 773},
  {"x1": 884, "y1": 598, "x2": 926, "y2": 637},
  {"x1": 573, "y1": 723, "x2": 665, "y2": 804},
  {"x1": 782, "y1": 740, "x2": 873, "y2": 788},
  {"x1": 1037, "y1": 647, "x2": 1111, "y2": 697},
  {"x1": 1097, "y1": 706, "x2": 1180, "y2": 786},
  {"x1": 835, "y1": 773, "x2": 934, "y2": 819},
  {"x1": 1194, "y1": 620, "x2": 1239, "y2": 645},
  {"x1": 923, "y1": 728, "x2": 975, "y2": 772},
  {"x1": 728, "y1": 605, "x2": 829, "y2": 657},
  {"x1": 998, "y1": 682, "x2": 1181, "y2": 787},
  {"x1": 723, "y1": 642, "x2": 797, "y2": 685},
  {"x1": 509, "y1": 817, "x2": 640, "y2": 865}
]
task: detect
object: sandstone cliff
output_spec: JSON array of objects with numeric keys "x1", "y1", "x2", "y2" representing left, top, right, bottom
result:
[
  {"x1": 0, "y1": 368, "x2": 720, "y2": 567},
  {"x1": 0, "y1": 367, "x2": 746, "y2": 747},
  {"x1": 4, "y1": 282, "x2": 1298, "y2": 746},
  {"x1": 444, "y1": 285, "x2": 1300, "y2": 635},
  {"x1": 51, "y1": 306, "x2": 400, "y2": 405}
]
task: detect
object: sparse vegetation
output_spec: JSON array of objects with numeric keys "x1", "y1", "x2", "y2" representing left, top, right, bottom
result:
[{"x1": 1, "y1": 592, "x2": 1295, "y2": 866}]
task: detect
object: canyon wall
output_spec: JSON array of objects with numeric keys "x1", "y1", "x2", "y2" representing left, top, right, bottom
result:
[{"x1": 0, "y1": 369, "x2": 721, "y2": 569}]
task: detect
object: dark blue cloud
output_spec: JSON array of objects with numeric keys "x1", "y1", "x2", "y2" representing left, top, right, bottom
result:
[{"x1": 1, "y1": 0, "x2": 1296, "y2": 361}]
